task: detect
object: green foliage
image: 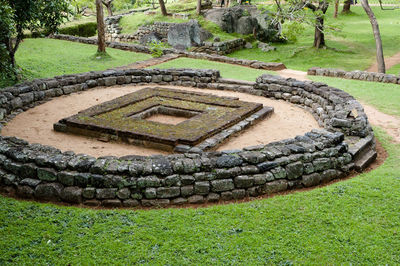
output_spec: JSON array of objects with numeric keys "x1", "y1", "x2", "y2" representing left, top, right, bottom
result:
[
  {"x1": 70, "y1": 0, "x2": 95, "y2": 16},
  {"x1": 0, "y1": 1, "x2": 16, "y2": 86},
  {"x1": 7, "y1": 0, "x2": 71, "y2": 34},
  {"x1": 0, "y1": 0, "x2": 70, "y2": 83},
  {"x1": 149, "y1": 40, "x2": 166, "y2": 58},
  {"x1": 58, "y1": 22, "x2": 98, "y2": 37},
  {"x1": 230, "y1": 6, "x2": 400, "y2": 71},
  {"x1": 281, "y1": 21, "x2": 305, "y2": 43},
  {"x1": 113, "y1": 0, "x2": 137, "y2": 10}
]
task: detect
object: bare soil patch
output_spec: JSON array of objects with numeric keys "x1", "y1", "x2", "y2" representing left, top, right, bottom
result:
[{"x1": 1, "y1": 85, "x2": 321, "y2": 157}]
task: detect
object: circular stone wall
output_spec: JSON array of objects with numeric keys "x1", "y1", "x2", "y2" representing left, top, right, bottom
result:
[
  {"x1": 0, "y1": 68, "x2": 376, "y2": 208},
  {"x1": 2, "y1": 85, "x2": 321, "y2": 157}
]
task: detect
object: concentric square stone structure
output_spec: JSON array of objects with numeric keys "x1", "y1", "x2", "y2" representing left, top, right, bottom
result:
[{"x1": 54, "y1": 87, "x2": 273, "y2": 151}]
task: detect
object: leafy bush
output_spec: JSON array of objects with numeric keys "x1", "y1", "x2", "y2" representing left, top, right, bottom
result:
[
  {"x1": 0, "y1": 0, "x2": 16, "y2": 87},
  {"x1": 281, "y1": 21, "x2": 305, "y2": 43},
  {"x1": 149, "y1": 40, "x2": 166, "y2": 58},
  {"x1": 58, "y1": 22, "x2": 97, "y2": 37}
]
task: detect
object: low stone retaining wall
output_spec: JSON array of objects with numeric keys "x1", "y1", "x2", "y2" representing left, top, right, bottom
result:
[
  {"x1": 106, "y1": 22, "x2": 175, "y2": 43},
  {"x1": 105, "y1": 19, "x2": 245, "y2": 56},
  {"x1": 50, "y1": 34, "x2": 286, "y2": 70},
  {"x1": 191, "y1": 39, "x2": 246, "y2": 55},
  {"x1": 0, "y1": 67, "x2": 376, "y2": 208},
  {"x1": 105, "y1": 8, "x2": 153, "y2": 37},
  {"x1": 308, "y1": 67, "x2": 400, "y2": 85}
]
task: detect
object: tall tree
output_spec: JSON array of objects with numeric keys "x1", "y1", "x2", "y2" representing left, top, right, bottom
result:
[
  {"x1": 96, "y1": 0, "x2": 106, "y2": 53},
  {"x1": 102, "y1": 0, "x2": 114, "y2": 16},
  {"x1": 361, "y1": 0, "x2": 385, "y2": 72},
  {"x1": 0, "y1": 0, "x2": 69, "y2": 69},
  {"x1": 159, "y1": 0, "x2": 168, "y2": 16},
  {"x1": 305, "y1": 0, "x2": 330, "y2": 48},
  {"x1": 196, "y1": 0, "x2": 202, "y2": 15},
  {"x1": 342, "y1": 0, "x2": 352, "y2": 13},
  {"x1": 0, "y1": 0, "x2": 15, "y2": 83},
  {"x1": 333, "y1": 0, "x2": 339, "y2": 18}
]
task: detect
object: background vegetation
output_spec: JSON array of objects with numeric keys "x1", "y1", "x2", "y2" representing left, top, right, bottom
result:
[{"x1": 10, "y1": 39, "x2": 150, "y2": 83}]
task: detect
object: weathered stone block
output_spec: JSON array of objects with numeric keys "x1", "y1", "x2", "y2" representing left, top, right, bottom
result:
[
  {"x1": 35, "y1": 183, "x2": 63, "y2": 200},
  {"x1": 60, "y1": 187, "x2": 83, "y2": 203},
  {"x1": 102, "y1": 199, "x2": 122, "y2": 208},
  {"x1": 117, "y1": 188, "x2": 131, "y2": 199},
  {"x1": 211, "y1": 179, "x2": 234, "y2": 192},
  {"x1": 37, "y1": 168, "x2": 57, "y2": 181},
  {"x1": 156, "y1": 187, "x2": 180, "y2": 198},
  {"x1": 83, "y1": 187, "x2": 96, "y2": 199},
  {"x1": 144, "y1": 187, "x2": 157, "y2": 199},
  {"x1": 232, "y1": 189, "x2": 246, "y2": 200},
  {"x1": 234, "y1": 175, "x2": 254, "y2": 188},
  {"x1": 188, "y1": 195, "x2": 205, "y2": 204},
  {"x1": 285, "y1": 162, "x2": 304, "y2": 180},
  {"x1": 262, "y1": 180, "x2": 288, "y2": 194},
  {"x1": 302, "y1": 173, "x2": 321, "y2": 187},
  {"x1": 96, "y1": 188, "x2": 117, "y2": 199},
  {"x1": 270, "y1": 166, "x2": 287, "y2": 179},
  {"x1": 181, "y1": 185, "x2": 194, "y2": 197},
  {"x1": 194, "y1": 181, "x2": 210, "y2": 195},
  {"x1": 137, "y1": 176, "x2": 160, "y2": 188},
  {"x1": 122, "y1": 199, "x2": 140, "y2": 207}
]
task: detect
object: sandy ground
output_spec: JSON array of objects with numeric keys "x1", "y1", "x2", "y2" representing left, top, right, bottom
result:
[{"x1": 2, "y1": 85, "x2": 321, "y2": 157}]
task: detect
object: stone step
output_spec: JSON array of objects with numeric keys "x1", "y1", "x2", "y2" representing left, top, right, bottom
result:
[
  {"x1": 354, "y1": 149, "x2": 377, "y2": 172},
  {"x1": 348, "y1": 134, "x2": 374, "y2": 159}
]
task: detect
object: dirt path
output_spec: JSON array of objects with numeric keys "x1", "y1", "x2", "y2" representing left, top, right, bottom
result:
[
  {"x1": 277, "y1": 69, "x2": 400, "y2": 143},
  {"x1": 116, "y1": 54, "x2": 180, "y2": 70},
  {"x1": 367, "y1": 51, "x2": 400, "y2": 73},
  {"x1": 277, "y1": 69, "x2": 309, "y2": 81}
]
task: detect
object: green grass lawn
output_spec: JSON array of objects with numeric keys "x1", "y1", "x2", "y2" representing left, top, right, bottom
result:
[
  {"x1": 149, "y1": 57, "x2": 275, "y2": 81},
  {"x1": 1, "y1": 30, "x2": 400, "y2": 264},
  {"x1": 12, "y1": 38, "x2": 150, "y2": 83},
  {"x1": 387, "y1": 63, "x2": 400, "y2": 75},
  {"x1": 309, "y1": 76, "x2": 400, "y2": 117},
  {"x1": 229, "y1": 6, "x2": 400, "y2": 71},
  {"x1": 0, "y1": 127, "x2": 399, "y2": 264}
]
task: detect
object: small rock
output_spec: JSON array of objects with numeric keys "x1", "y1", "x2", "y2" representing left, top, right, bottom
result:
[{"x1": 245, "y1": 42, "x2": 253, "y2": 49}]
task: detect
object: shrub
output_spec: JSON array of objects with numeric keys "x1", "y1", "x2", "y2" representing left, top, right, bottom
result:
[
  {"x1": 149, "y1": 41, "x2": 166, "y2": 58},
  {"x1": 58, "y1": 22, "x2": 97, "y2": 37}
]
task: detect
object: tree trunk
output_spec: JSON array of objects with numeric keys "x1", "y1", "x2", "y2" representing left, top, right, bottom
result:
[
  {"x1": 361, "y1": 0, "x2": 385, "y2": 73},
  {"x1": 342, "y1": 0, "x2": 352, "y2": 13},
  {"x1": 196, "y1": 0, "x2": 202, "y2": 15},
  {"x1": 96, "y1": 0, "x2": 106, "y2": 53},
  {"x1": 159, "y1": 0, "x2": 168, "y2": 16},
  {"x1": 334, "y1": 0, "x2": 339, "y2": 18},
  {"x1": 106, "y1": 4, "x2": 113, "y2": 16},
  {"x1": 313, "y1": 16, "x2": 325, "y2": 49}
]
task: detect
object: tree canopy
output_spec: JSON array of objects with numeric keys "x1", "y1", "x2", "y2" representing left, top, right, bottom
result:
[{"x1": 0, "y1": 0, "x2": 70, "y2": 83}]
